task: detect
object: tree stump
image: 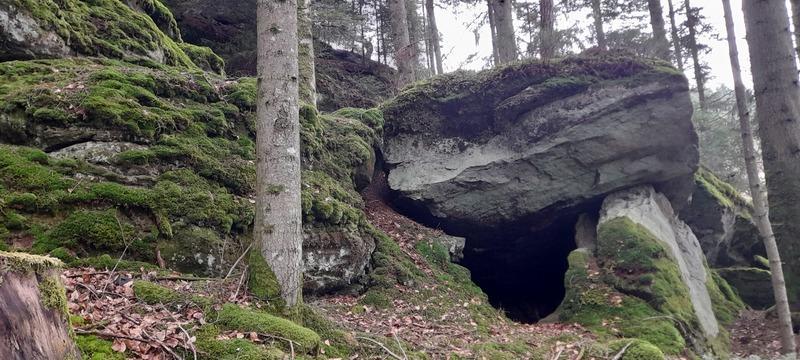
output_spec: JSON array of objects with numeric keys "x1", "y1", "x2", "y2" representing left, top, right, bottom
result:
[{"x1": 0, "y1": 251, "x2": 80, "y2": 359}]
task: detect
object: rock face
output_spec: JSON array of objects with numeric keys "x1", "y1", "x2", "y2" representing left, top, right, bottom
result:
[
  {"x1": 681, "y1": 168, "x2": 764, "y2": 268},
  {"x1": 559, "y1": 186, "x2": 743, "y2": 356},
  {"x1": 717, "y1": 267, "x2": 774, "y2": 309},
  {"x1": 163, "y1": 0, "x2": 395, "y2": 110},
  {"x1": 601, "y1": 186, "x2": 719, "y2": 339},
  {"x1": 382, "y1": 57, "x2": 698, "y2": 232}
]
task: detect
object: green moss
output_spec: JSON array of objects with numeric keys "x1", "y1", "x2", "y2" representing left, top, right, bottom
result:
[
  {"x1": 0, "y1": 250, "x2": 63, "y2": 273},
  {"x1": 695, "y1": 167, "x2": 751, "y2": 210},
  {"x1": 9, "y1": 0, "x2": 196, "y2": 68},
  {"x1": 75, "y1": 334, "x2": 125, "y2": 360},
  {"x1": 360, "y1": 290, "x2": 392, "y2": 308},
  {"x1": 70, "y1": 254, "x2": 159, "y2": 272},
  {"x1": 223, "y1": 77, "x2": 257, "y2": 111},
  {"x1": 754, "y1": 255, "x2": 770, "y2": 269},
  {"x1": 38, "y1": 274, "x2": 68, "y2": 314},
  {"x1": 33, "y1": 209, "x2": 139, "y2": 254},
  {"x1": 332, "y1": 107, "x2": 385, "y2": 132},
  {"x1": 248, "y1": 251, "x2": 284, "y2": 306},
  {"x1": 133, "y1": 280, "x2": 182, "y2": 304},
  {"x1": 179, "y1": 43, "x2": 225, "y2": 75},
  {"x1": 195, "y1": 325, "x2": 285, "y2": 360},
  {"x1": 707, "y1": 270, "x2": 745, "y2": 324},
  {"x1": 293, "y1": 304, "x2": 354, "y2": 358},
  {"x1": 216, "y1": 304, "x2": 321, "y2": 353},
  {"x1": 609, "y1": 339, "x2": 665, "y2": 360}
]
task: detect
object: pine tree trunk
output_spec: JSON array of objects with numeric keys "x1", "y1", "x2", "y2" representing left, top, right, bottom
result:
[
  {"x1": 298, "y1": 0, "x2": 316, "y2": 106},
  {"x1": 389, "y1": 0, "x2": 416, "y2": 85},
  {"x1": 540, "y1": 0, "x2": 555, "y2": 60},
  {"x1": 743, "y1": 0, "x2": 800, "y2": 327},
  {"x1": 684, "y1": 0, "x2": 705, "y2": 109},
  {"x1": 405, "y1": 0, "x2": 421, "y2": 78},
  {"x1": 724, "y1": 0, "x2": 798, "y2": 355},
  {"x1": 667, "y1": 0, "x2": 684, "y2": 69},
  {"x1": 255, "y1": 0, "x2": 303, "y2": 307},
  {"x1": 647, "y1": 0, "x2": 671, "y2": 61},
  {"x1": 791, "y1": 0, "x2": 800, "y2": 58},
  {"x1": 490, "y1": 0, "x2": 516, "y2": 64},
  {"x1": 422, "y1": 2, "x2": 434, "y2": 74},
  {"x1": 0, "y1": 253, "x2": 80, "y2": 360},
  {"x1": 487, "y1": 0, "x2": 499, "y2": 66},
  {"x1": 591, "y1": 0, "x2": 606, "y2": 49},
  {"x1": 426, "y1": 0, "x2": 443, "y2": 74}
]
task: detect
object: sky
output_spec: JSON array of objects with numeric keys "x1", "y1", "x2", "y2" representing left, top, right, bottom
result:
[{"x1": 432, "y1": 0, "x2": 753, "y2": 89}]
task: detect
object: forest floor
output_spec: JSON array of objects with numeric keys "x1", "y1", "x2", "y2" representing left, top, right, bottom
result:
[{"x1": 729, "y1": 309, "x2": 800, "y2": 359}]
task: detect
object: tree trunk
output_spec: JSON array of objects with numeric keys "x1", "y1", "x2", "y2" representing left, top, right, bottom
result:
[
  {"x1": 406, "y1": 0, "x2": 421, "y2": 78},
  {"x1": 422, "y1": 2, "x2": 434, "y2": 74},
  {"x1": 647, "y1": 0, "x2": 671, "y2": 61},
  {"x1": 591, "y1": 0, "x2": 606, "y2": 50},
  {"x1": 298, "y1": 0, "x2": 316, "y2": 106},
  {"x1": 724, "y1": 0, "x2": 798, "y2": 355},
  {"x1": 743, "y1": 0, "x2": 800, "y2": 331},
  {"x1": 0, "y1": 252, "x2": 80, "y2": 359},
  {"x1": 254, "y1": 0, "x2": 303, "y2": 307},
  {"x1": 426, "y1": 0, "x2": 443, "y2": 74},
  {"x1": 490, "y1": 0, "x2": 516, "y2": 64},
  {"x1": 791, "y1": 0, "x2": 800, "y2": 58},
  {"x1": 389, "y1": 0, "x2": 416, "y2": 86},
  {"x1": 487, "y1": 0, "x2": 499, "y2": 66},
  {"x1": 540, "y1": 0, "x2": 555, "y2": 60},
  {"x1": 667, "y1": 0, "x2": 684, "y2": 69},
  {"x1": 684, "y1": 0, "x2": 705, "y2": 110}
]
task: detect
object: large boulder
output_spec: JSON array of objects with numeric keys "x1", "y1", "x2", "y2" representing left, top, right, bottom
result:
[
  {"x1": 559, "y1": 186, "x2": 743, "y2": 356},
  {"x1": 680, "y1": 168, "x2": 764, "y2": 268},
  {"x1": 0, "y1": 58, "x2": 382, "y2": 295},
  {"x1": 382, "y1": 56, "x2": 698, "y2": 233},
  {"x1": 162, "y1": 0, "x2": 396, "y2": 110}
]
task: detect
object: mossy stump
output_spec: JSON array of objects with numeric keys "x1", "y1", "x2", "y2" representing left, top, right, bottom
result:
[{"x1": 0, "y1": 251, "x2": 79, "y2": 359}]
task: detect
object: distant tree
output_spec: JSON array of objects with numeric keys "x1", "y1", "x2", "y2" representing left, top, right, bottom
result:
[
  {"x1": 791, "y1": 0, "x2": 800, "y2": 58},
  {"x1": 389, "y1": 0, "x2": 416, "y2": 85},
  {"x1": 253, "y1": 0, "x2": 303, "y2": 307},
  {"x1": 591, "y1": 0, "x2": 606, "y2": 49},
  {"x1": 540, "y1": 0, "x2": 555, "y2": 60},
  {"x1": 723, "y1": 1, "x2": 797, "y2": 356},
  {"x1": 683, "y1": 0, "x2": 705, "y2": 109},
  {"x1": 490, "y1": 0, "x2": 517, "y2": 64},
  {"x1": 406, "y1": 0, "x2": 423, "y2": 76},
  {"x1": 425, "y1": 0, "x2": 444, "y2": 74},
  {"x1": 646, "y1": 0, "x2": 670, "y2": 60},
  {"x1": 667, "y1": 0, "x2": 683, "y2": 69},
  {"x1": 743, "y1": 1, "x2": 800, "y2": 352}
]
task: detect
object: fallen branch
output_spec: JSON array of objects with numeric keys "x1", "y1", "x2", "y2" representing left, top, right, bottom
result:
[
  {"x1": 356, "y1": 336, "x2": 406, "y2": 360},
  {"x1": 154, "y1": 276, "x2": 217, "y2": 282},
  {"x1": 74, "y1": 329, "x2": 147, "y2": 344},
  {"x1": 611, "y1": 341, "x2": 633, "y2": 360},
  {"x1": 258, "y1": 333, "x2": 298, "y2": 359},
  {"x1": 225, "y1": 243, "x2": 252, "y2": 279}
]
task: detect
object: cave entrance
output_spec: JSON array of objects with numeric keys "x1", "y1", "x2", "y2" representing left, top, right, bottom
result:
[{"x1": 459, "y1": 214, "x2": 582, "y2": 324}]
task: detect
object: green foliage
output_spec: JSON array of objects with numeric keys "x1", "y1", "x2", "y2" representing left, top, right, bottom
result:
[
  {"x1": 179, "y1": 43, "x2": 225, "y2": 75},
  {"x1": 8, "y1": 0, "x2": 195, "y2": 68},
  {"x1": 32, "y1": 209, "x2": 139, "y2": 255},
  {"x1": 132, "y1": 280, "x2": 182, "y2": 304},
  {"x1": 75, "y1": 335, "x2": 125, "y2": 360},
  {"x1": 216, "y1": 304, "x2": 321, "y2": 353}
]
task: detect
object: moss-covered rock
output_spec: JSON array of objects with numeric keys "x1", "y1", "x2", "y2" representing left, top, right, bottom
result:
[
  {"x1": 216, "y1": 304, "x2": 321, "y2": 353},
  {"x1": 717, "y1": 267, "x2": 774, "y2": 310},
  {"x1": 194, "y1": 325, "x2": 285, "y2": 360},
  {"x1": 609, "y1": 339, "x2": 665, "y2": 360},
  {"x1": 75, "y1": 334, "x2": 126, "y2": 360}
]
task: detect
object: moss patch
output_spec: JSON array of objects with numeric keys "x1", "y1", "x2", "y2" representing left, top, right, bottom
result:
[
  {"x1": 609, "y1": 339, "x2": 665, "y2": 360},
  {"x1": 132, "y1": 280, "x2": 182, "y2": 304},
  {"x1": 75, "y1": 334, "x2": 125, "y2": 360},
  {"x1": 216, "y1": 303, "x2": 321, "y2": 353}
]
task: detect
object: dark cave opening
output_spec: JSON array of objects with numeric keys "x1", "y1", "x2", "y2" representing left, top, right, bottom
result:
[{"x1": 459, "y1": 214, "x2": 581, "y2": 323}]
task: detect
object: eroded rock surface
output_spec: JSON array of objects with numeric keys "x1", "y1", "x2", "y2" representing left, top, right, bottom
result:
[{"x1": 382, "y1": 57, "x2": 698, "y2": 232}]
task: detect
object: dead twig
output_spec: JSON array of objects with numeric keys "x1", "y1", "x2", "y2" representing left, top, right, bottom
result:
[
  {"x1": 101, "y1": 215, "x2": 132, "y2": 293},
  {"x1": 230, "y1": 265, "x2": 248, "y2": 301},
  {"x1": 258, "y1": 333, "x2": 297, "y2": 359},
  {"x1": 392, "y1": 332, "x2": 408, "y2": 360},
  {"x1": 356, "y1": 336, "x2": 406, "y2": 360},
  {"x1": 153, "y1": 276, "x2": 217, "y2": 282},
  {"x1": 225, "y1": 243, "x2": 253, "y2": 279},
  {"x1": 611, "y1": 341, "x2": 633, "y2": 360}
]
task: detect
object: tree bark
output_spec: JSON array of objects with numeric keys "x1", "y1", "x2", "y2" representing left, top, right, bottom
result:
[
  {"x1": 647, "y1": 0, "x2": 671, "y2": 61},
  {"x1": 490, "y1": 0, "x2": 516, "y2": 64},
  {"x1": 591, "y1": 0, "x2": 606, "y2": 50},
  {"x1": 791, "y1": 0, "x2": 800, "y2": 58},
  {"x1": 426, "y1": 0, "x2": 443, "y2": 74},
  {"x1": 743, "y1": 0, "x2": 800, "y2": 331},
  {"x1": 389, "y1": 0, "x2": 416, "y2": 86},
  {"x1": 540, "y1": 0, "x2": 555, "y2": 60},
  {"x1": 487, "y1": 0, "x2": 499, "y2": 66},
  {"x1": 0, "y1": 253, "x2": 80, "y2": 360},
  {"x1": 255, "y1": 0, "x2": 303, "y2": 307},
  {"x1": 298, "y1": 0, "x2": 316, "y2": 106},
  {"x1": 667, "y1": 0, "x2": 684, "y2": 69},
  {"x1": 684, "y1": 0, "x2": 705, "y2": 110},
  {"x1": 724, "y1": 0, "x2": 798, "y2": 355}
]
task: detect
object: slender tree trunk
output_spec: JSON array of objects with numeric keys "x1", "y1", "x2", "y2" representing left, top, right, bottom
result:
[
  {"x1": 540, "y1": 0, "x2": 555, "y2": 60},
  {"x1": 743, "y1": 0, "x2": 800, "y2": 331},
  {"x1": 724, "y1": 0, "x2": 798, "y2": 355},
  {"x1": 389, "y1": 0, "x2": 416, "y2": 85},
  {"x1": 667, "y1": 0, "x2": 684, "y2": 69},
  {"x1": 298, "y1": 0, "x2": 316, "y2": 106},
  {"x1": 254, "y1": 0, "x2": 303, "y2": 307},
  {"x1": 406, "y1": 0, "x2": 421, "y2": 78},
  {"x1": 791, "y1": 0, "x2": 800, "y2": 58},
  {"x1": 490, "y1": 0, "x2": 516, "y2": 64},
  {"x1": 591, "y1": 0, "x2": 606, "y2": 50},
  {"x1": 647, "y1": 0, "x2": 671, "y2": 61},
  {"x1": 426, "y1": 0, "x2": 443, "y2": 74},
  {"x1": 684, "y1": 0, "x2": 705, "y2": 110},
  {"x1": 487, "y1": 0, "x2": 499, "y2": 65}
]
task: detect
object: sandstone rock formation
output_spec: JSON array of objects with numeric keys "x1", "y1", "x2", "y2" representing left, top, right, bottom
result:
[{"x1": 382, "y1": 57, "x2": 699, "y2": 233}]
